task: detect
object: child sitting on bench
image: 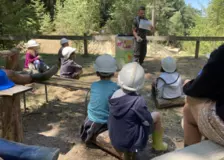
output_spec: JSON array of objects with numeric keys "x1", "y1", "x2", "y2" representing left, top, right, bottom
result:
[
  {"x1": 108, "y1": 62, "x2": 168, "y2": 159},
  {"x1": 24, "y1": 40, "x2": 49, "y2": 73},
  {"x1": 60, "y1": 46, "x2": 82, "y2": 79},
  {"x1": 152, "y1": 56, "x2": 183, "y2": 100},
  {"x1": 80, "y1": 54, "x2": 119, "y2": 143}
]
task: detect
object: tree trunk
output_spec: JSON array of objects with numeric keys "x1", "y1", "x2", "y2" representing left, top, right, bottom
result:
[{"x1": 0, "y1": 95, "x2": 23, "y2": 142}]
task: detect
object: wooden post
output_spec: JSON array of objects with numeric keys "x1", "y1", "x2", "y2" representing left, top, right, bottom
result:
[
  {"x1": 0, "y1": 85, "x2": 32, "y2": 142},
  {"x1": 0, "y1": 48, "x2": 21, "y2": 71},
  {"x1": 151, "y1": 0, "x2": 156, "y2": 36},
  {"x1": 195, "y1": 40, "x2": 200, "y2": 59},
  {"x1": 45, "y1": 84, "x2": 48, "y2": 103},
  {"x1": 84, "y1": 33, "x2": 88, "y2": 56}
]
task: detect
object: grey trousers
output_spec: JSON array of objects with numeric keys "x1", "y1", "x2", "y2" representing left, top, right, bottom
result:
[{"x1": 133, "y1": 39, "x2": 147, "y2": 65}]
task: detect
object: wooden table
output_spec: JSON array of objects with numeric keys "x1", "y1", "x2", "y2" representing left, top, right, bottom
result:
[{"x1": 0, "y1": 85, "x2": 32, "y2": 142}]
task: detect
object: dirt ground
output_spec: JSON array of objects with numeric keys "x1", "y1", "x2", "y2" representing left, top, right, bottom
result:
[{"x1": 17, "y1": 44, "x2": 208, "y2": 160}]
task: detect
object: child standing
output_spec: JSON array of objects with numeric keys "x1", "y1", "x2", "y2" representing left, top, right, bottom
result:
[
  {"x1": 108, "y1": 62, "x2": 167, "y2": 159},
  {"x1": 24, "y1": 40, "x2": 49, "y2": 73},
  {"x1": 80, "y1": 54, "x2": 119, "y2": 143},
  {"x1": 60, "y1": 46, "x2": 82, "y2": 79},
  {"x1": 152, "y1": 56, "x2": 183, "y2": 99}
]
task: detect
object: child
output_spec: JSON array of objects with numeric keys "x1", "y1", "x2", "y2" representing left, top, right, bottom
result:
[
  {"x1": 58, "y1": 38, "x2": 69, "y2": 65},
  {"x1": 153, "y1": 56, "x2": 183, "y2": 99},
  {"x1": 24, "y1": 40, "x2": 49, "y2": 73},
  {"x1": 80, "y1": 54, "x2": 119, "y2": 143},
  {"x1": 60, "y1": 46, "x2": 83, "y2": 79},
  {"x1": 108, "y1": 62, "x2": 167, "y2": 159}
]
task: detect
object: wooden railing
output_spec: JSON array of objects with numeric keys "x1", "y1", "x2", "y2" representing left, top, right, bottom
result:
[{"x1": 1, "y1": 35, "x2": 224, "y2": 58}]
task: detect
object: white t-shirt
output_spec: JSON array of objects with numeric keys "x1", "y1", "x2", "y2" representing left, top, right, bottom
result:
[{"x1": 156, "y1": 72, "x2": 183, "y2": 99}]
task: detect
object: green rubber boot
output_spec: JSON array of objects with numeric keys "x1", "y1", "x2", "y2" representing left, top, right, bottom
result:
[
  {"x1": 31, "y1": 65, "x2": 59, "y2": 82},
  {"x1": 152, "y1": 129, "x2": 168, "y2": 151}
]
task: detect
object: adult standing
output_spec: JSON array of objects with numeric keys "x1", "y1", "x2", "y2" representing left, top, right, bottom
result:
[{"x1": 132, "y1": 6, "x2": 154, "y2": 65}]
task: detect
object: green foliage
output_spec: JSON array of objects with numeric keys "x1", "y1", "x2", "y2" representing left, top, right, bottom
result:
[
  {"x1": 54, "y1": 0, "x2": 101, "y2": 35},
  {"x1": 104, "y1": 0, "x2": 148, "y2": 34},
  {"x1": 184, "y1": 0, "x2": 224, "y2": 55},
  {"x1": 31, "y1": 0, "x2": 54, "y2": 34},
  {"x1": 154, "y1": 0, "x2": 199, "y2": 36},
  {"x1": 104, "y1": 0, "x2": 198, "y2": 36}
]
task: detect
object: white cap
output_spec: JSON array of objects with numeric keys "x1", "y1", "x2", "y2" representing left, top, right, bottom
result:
[
  {"x1": 161, "y1": 56, "x2": 177, "y2": 73},
  {"x1": 27, "y1": 40, "x2": 39, "y2": 48},
  {"x1": 60, "y1": 38, "x2": 69, "y2": 45},
  {"x1": 94, "y1": 54, "x2": 117, "y2": 73},
  {"x1": 118, "y1": 62, "x2": 145, "y2": 92},
  {"x1": 62, "y1": 46, "x2": 76, "y2": 60}
]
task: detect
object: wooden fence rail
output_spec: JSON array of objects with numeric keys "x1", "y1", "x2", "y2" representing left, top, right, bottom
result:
[{"x1": 1, "y1": 35, "x2": 224, "y2": 58}]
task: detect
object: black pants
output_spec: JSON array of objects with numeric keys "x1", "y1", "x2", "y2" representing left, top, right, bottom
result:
[{"x1": 133, "y1": 39, "x2": 147, "y2": 65}]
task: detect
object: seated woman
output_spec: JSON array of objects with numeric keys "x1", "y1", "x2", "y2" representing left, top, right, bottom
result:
[
  {"x1": 183, "y1": 44, "x2": 224, "y2": 147},
  {"x1": 152, "y1": 57, "x2": 184, "y2": 108},
  {"x1": 60, "y1": 46, "x2": 82, "y2": 79},
  {"x1": 24, "y1": 40, "x2": 49, "y2": 73}
]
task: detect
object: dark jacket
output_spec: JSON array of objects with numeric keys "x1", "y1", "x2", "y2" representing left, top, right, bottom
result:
[
  {"x1": 132, "y1": 16, "x2": 148, "y2": 40},
  {"x1": 108, "y1": 93, "x2": 153, "y2": 152},
  {"x1": 60, "y1": 58, "x2": 82, "y2": 79},
  {"x1": 183, "y1": 44, "x2": 224, "y2": 121},
  {"x1": 58, "y1": 47, "x2": 64, "y2": 63}
]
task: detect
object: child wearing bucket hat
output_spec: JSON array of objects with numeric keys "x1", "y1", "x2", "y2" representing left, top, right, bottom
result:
[
  {"x1": 24, "y1": 39, "x2": 50, "y2": 73},
  {"x1": 80, "y1": 54, "x2": 119, "y2": 143},
  {"x1": 108, "y1": 62, "x2": 168, "y2": 159},
  {"x1": 58, "y1": 38, "x2": 69, "y2": 65},
  {"x1": 60, "y1": 46, "x2": 82, "y2": 79},
  {"x1": 153, "y1": 56, "x2": 183, "y2": 100}
]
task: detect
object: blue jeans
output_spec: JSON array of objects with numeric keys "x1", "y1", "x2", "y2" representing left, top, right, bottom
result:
[{"x1": 0, "y1": 138, "x2": 59, "y2": 160}]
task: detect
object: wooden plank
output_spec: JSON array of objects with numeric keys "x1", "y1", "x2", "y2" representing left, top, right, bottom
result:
[
  {"x1": 0, "y1": 35, "x2": 92, "y2": 41},
  {"x1": 147, "y1": 36, "x2": 224, "y2": 41},
  {"x1": 2, "y1": 35, "x2": 224, "y2": 42},
  {"x1": 36, "y1": 76, "x2": 91, "y2": 91},
  {"x1": 195, "y1": 41, "x2": 200, "y2": 59},
  {"x1": 152, "y1": 140, "x2": 224, "y2": 160},
  {"x1": 0, "y1": 85, "x2": 32, "y2": 96},
  {"x1": 92, "y1": 131, "x2": 123, "y2": 159}
]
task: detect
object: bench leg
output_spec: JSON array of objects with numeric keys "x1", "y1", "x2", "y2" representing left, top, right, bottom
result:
[
  {"x1": 45, "y1": 84, "x2": 48, "y2": 103},
  {"x1": 23, "y1": 93, "x2": 27, "y2": 113},
  {"x1": 0, "y1": 95, "x2": 23, "y2": 142}
]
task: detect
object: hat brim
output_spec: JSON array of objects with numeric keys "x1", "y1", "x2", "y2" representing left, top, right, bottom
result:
[{"x1": 27, "y1": 44, "x2": 39, "y2": 48}]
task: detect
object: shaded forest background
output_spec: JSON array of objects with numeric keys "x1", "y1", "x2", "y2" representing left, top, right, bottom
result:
[{"x1": 0, "y1": 0, "x2": 223, "y2": 54}]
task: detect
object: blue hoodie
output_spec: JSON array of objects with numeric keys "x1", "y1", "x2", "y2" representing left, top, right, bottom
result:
[{"x1": 108, "y1": 91, "x2": 153, "y2": 152}]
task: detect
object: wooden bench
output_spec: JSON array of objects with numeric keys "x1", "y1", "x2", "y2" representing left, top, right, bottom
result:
[
  {"x1": 151, "y1": 85, "x2": 185, "y2": 108},
  {"x1": 0, "y1": 85, "x2": 32, "y2": 142},
  {"x1": 36, "y1": 76, "x2": 91, "y2": 115},
  {"x1": 92, "y1": 130, "x2": 123, "y2": 159},
  {"x1": 152, "y1": 140, "x2": 224, "y2": 160}
]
